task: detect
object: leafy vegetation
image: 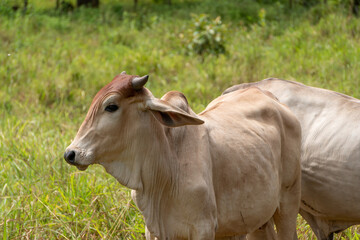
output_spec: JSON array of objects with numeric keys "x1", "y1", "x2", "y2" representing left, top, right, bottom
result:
[
  {"x1": 1, "y1": 0, "x2": 360, "y2": 239},
  {"x1": 185, "y1": 14, "x2": 227, "y2": 56}
]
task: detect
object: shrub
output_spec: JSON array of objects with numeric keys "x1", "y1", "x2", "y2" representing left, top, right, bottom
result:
[{"x1": 186, "y1": 14, "x2": 227, "y2": 56}]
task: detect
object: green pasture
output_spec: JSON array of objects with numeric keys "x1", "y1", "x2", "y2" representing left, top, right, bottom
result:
[{"x1": 1, "y1": 0, "x2": 360, "y2": 239}]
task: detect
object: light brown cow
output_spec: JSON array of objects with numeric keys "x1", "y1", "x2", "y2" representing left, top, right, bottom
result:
[
  {"x1": 64, "y1": 73, "x2": 302, "y2": 240},
  {"x1": 224, "y1": 78, "x2": 360, "y2": 240}
]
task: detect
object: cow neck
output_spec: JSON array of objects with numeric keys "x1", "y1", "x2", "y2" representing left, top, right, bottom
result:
[
  {"x1": 138, "y1": 123, "x2": 207, "y2": 239},
  {"x1": 131, "y1": 122, "x2": 181, "y2": 239},
  {"x1": 100, "y1": 118, "x2": 179, "y2": 238}
]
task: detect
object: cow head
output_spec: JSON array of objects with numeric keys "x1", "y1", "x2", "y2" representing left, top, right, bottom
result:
[{"x1": 64, "y1": 72, "x2": 203, "y2": 187}]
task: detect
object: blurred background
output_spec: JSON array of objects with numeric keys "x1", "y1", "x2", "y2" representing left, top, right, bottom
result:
[{"x1": 0, "y1": 0, "x2": 359, "y2": 239}]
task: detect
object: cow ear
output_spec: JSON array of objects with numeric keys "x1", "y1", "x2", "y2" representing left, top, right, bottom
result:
[{"x1": 145, "y1": 98, "x2": 204, "y2": 127}]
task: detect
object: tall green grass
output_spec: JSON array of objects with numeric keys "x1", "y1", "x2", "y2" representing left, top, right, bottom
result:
[{"x1": 1, "y1": 0, "x2": 360, "y2": 239}]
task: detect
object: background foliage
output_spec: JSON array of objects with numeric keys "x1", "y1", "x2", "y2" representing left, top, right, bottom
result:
[
  {"x1": 185, "y1": 14, "x2": 227, "y2": 56},
  {"x1": 1, "y1": 0, "x2": 360, "y2": 239}
]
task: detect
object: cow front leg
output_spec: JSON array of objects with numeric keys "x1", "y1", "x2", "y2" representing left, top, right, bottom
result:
[
  {"x1": 216, "y1": 235, "x2": 247, "y2": 240},
  {"x1": 145, "y1": 225, "x2": 157, "y2": 240},
  {"x1": 299, "y1": 209, "x2": 333, "y2": 240},
  {"x1": 247, "y1": 221, "x2": 276, "y2": 240},
  {"x1": 191, "y1": 231, "x2": 215, "y2": 240},
  {"x1": 326, "y1": 233, "x2": 334, "y2": 240},
  {"x1": 189, "y1": 221, "x2": 217, "y2": 240},
  {"x1": 273, "y1": 177, "x2": 301, "y2": 240}
]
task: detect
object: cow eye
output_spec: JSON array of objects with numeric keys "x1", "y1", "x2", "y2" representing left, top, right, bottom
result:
[{"x1": 105, "y1": 105, "x2": 119, "y2": 112}]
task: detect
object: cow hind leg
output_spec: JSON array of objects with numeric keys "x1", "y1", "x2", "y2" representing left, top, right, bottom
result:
[{"x1": 273, "y1": 178, "x2": 301, "y2": 240}]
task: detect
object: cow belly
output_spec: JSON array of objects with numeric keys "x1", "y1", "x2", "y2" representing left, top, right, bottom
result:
[
  {"x1": 215, "y1": 192, "x2": 279, "y2": 236},
  {"x1": 214, "y1": 160, "x2": 281, "y2": 236},
  {"x1": 301, "y1": 155, "x2": 360, "y2": 220}
]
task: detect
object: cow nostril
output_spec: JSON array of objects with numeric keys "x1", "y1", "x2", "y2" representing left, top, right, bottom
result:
[{"x1": 64, "y1": 150, "x2": 76, "y2": 163}]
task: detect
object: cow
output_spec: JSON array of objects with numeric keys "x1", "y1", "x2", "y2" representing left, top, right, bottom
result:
[
  {"x1": 223, "y1": 78, "x2": 360, "y2": 240},
  {"x1": 64, "y1": 72, "x2": 301, "y2": 240}
]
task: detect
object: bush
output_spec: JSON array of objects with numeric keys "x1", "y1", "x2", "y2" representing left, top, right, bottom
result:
[{"x1": 186, "y1": 14, "x2": 227, "y2": 56}]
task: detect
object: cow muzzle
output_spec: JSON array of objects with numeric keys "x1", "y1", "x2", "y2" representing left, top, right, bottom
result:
[
  {"x1": 64, "y1": 150, "x2": 76, "y2": 164},
  {"x1": 63, "y1": 149, "x2": 89, "y2": 171}
]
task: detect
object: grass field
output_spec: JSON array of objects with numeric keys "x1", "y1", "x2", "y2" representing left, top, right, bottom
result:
[{"x1": 1, "y1": 0, "x2": 360, "y2": 239}]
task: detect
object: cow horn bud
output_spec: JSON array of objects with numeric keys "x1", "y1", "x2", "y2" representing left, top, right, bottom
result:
[
  {"x1": 121, "y1": 71, "x2": 126, "y2": 75},
  {"x1": 132, "y1": 75, "x2": 149, "y2": 90}
]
